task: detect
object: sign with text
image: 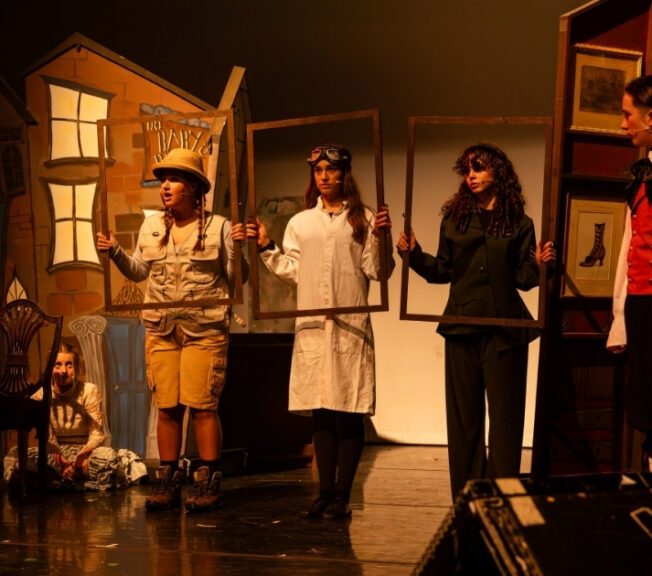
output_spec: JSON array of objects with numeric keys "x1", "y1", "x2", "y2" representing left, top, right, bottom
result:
[{"x1": 141, "y1": 115, "x2": 212, "y2": 181}]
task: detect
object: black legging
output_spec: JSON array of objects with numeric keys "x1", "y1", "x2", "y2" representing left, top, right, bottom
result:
[{"x1": 312, "y1": 409, "x2": 365, "y2": 503}]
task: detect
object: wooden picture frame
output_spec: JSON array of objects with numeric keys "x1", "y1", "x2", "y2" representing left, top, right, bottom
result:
[
  {"x1": 246, "y1": 109, "x2": 390, "y2": 320},
  {"x1": 562, "y1": 196, "x2": 626, "y2": 297},
  {"x1": 97, "y1": 108, "x2": 244, "y2": 313},
  {"x1": 399, "y1": 116, "x2": 553, "y2": 328},
  {"x1": 570, "y1": 43, "x2": 643, "y2": 135}
]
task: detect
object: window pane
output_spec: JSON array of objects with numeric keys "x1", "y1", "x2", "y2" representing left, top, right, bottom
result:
[
  {"x1": 76, "y1": 183, "x2": 97, "y2": 219},
  {"x1": 79, "y1": 93, "x2": 108, "y2": 122},
  {"x1": 49, "y1": 184, "x2": 74, "y2": 220},
  {"x1": 1, "y1": 145, "x2": 24, "y2": 191},
  {"x1": 51, "y1": 120, "x2": 80, "y2": 159},
  {"x1": 6, "y1": 276, "x2": 27, "y2": 303},
  {"x1": 50, "y1": 85, "x2": 79, "y2": 120},
  {"x1": 0, "y1": 126, "x2": 23, "y2": 143},
  {"x1": 76, "y1": 220, "x2": 99, "y2": 263},
  {"x1": 53, "y1": 220, "x2": 74, "y2": 265},
  {"x1": 79, "y1": 122, "x2": 99, "y2": 157}
]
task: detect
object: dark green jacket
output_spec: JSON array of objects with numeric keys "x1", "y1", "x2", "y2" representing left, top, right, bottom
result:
[{"x1": 408, "y1": 212, "x2": 541, "y2": 349}]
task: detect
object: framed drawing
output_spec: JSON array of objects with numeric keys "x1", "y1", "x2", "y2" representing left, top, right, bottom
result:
[
  {"x1": 246, "y1": 109, "x2": 390, "y2": 320},
  {"x1": 570, "y1": 43, "x2": 643, "y2": 134},
  {"x1": 562, "y1": 196, "x2": 626, "y2": 297},
  {"x1": 97, "y1": 108, "x2": 245, "y2": 313},
  {"x1": 399, "y1": 116, "x2": 553, "y2": 328}
]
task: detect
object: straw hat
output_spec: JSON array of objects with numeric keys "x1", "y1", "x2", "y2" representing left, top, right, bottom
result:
[{"x1": 152, "y1": 148, "x2": 211, "y2": 194}]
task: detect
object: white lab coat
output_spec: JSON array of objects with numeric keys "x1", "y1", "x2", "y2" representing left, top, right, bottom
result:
[{"x1": 261, "y1": 197, "x2": 394, "y2": 415}]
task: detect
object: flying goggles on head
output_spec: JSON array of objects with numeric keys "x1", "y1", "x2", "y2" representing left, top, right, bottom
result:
[{"x1": 307, "y1": 146, "x2": 352, "y2": 167}]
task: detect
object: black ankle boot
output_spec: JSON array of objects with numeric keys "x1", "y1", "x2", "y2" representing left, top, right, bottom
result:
[{"x1": 323, "y1": 496, "x2": 352, "y2": 520}]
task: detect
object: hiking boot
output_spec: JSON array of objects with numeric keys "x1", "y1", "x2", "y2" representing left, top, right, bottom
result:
[
  {"x1": 145, "y1": 466, "x2": 183, "y2": 511},
  {"x1": 185, "y1": 466, "x2": 221, "y2": 513}
]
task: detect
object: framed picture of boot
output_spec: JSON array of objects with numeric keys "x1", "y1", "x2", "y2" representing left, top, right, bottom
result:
[{"x1": 563, "y1": 196, "x2": 627, "y2": 297}]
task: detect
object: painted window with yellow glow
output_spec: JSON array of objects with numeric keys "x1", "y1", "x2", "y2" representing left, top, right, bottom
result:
[
  {"x1": 45, "y1": 77, "x2": 113, "y2": 161},
  {"x1": 48, "y1": 181, "x2": 99, "y2": 265}
]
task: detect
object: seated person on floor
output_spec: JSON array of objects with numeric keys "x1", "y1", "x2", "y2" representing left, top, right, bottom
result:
[{"x1": 4, "y1": 342, "x2": 147, "y2": 490}]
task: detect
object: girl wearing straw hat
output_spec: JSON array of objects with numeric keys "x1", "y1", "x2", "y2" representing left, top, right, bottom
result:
[{"x1": 97, "y1": 147, "x2": 247, "y2": 512}]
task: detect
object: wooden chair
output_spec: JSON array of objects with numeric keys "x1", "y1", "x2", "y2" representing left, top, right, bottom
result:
[{"x1": 0, "y1": 299, "x2": 63, "y2": 497}]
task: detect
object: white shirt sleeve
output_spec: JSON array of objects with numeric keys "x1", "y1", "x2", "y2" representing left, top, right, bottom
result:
[
  {"x1": 606, "y1": 206, "x2": 631, "y2": 349},
  {"x1": 259, "y1": 218, "x2": 300, "y2": 286}
]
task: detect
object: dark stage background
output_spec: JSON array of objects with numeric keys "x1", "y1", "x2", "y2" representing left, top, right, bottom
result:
[{"x1": 0, "y1": 0, "x2": 588, "y2": 144}]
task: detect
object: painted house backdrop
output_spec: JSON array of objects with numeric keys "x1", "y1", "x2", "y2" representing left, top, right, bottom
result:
[{"x1": 0, "y1": 34, "x2": 248, "y2": 458}]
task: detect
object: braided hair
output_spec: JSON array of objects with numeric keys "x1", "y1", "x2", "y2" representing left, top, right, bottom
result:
[{"x1": 158, "y1": 174, "x2": 208, "y2": 252}]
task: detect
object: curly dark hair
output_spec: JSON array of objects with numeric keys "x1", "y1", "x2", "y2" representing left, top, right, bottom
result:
[
  {"x1": 442, "y1": 143, "x2": 525, "y2": 237},
  {"x1": 304, "y1": 145, "x2": 368, "y2": 244}
]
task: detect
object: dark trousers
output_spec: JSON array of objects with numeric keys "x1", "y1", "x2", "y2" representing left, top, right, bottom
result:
[
  {"x1": 445, "y1": 334, "x2": 528, "y2": 499},
  {"x1": 624, "y1": 295, "x2": 652, "y2": 444}
]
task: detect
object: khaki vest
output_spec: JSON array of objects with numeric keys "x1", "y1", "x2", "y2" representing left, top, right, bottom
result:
[{"x1": 138, "y1": 213, "x2": 231, "y2": 335}]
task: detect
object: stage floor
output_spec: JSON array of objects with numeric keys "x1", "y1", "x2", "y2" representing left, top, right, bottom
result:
[{"x1": 0, "y1": 444, "x2": 471, "y2": 576}]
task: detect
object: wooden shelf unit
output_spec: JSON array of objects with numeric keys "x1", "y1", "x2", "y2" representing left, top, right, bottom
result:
[{"x1": 533, "y1": 0, "x2": 652, "y2": 477}]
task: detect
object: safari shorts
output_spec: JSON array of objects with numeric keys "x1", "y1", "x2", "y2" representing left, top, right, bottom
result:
[{"x1": 145, "y1": 326, "x2": 229, "y2": 410}]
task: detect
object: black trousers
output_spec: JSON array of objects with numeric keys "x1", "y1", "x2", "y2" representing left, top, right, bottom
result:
[
  {"x1": 444, "y1": 333, "x2": 528, "y2": 499},
  {"x1": 624, "y1": 295, "x2": 652, "y2": 441}
]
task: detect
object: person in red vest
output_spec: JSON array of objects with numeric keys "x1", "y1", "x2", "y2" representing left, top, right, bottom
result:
[{"x1": 607, "y1": 74, "x2": 652, "y2": 473}]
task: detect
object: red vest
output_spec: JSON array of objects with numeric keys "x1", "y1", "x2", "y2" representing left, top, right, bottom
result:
[{"x1": 627, "y1": 182, "x2": 652, "y2": 295}]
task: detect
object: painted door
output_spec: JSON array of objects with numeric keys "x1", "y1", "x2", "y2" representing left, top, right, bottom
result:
[{"x1": 104, "y1": 317, "x2": 148, "y2": 455}]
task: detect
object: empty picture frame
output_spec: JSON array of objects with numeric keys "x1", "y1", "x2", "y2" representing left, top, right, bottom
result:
[
  {"x1": 97, "y1": 108, "x2": 244, "y2": 313},
  {"x1": 246, "y1": 109, "x2": 390, "y2": 320},
  {"x1": 400, "y1": 116, "x2": 553, "y2": 328}
]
